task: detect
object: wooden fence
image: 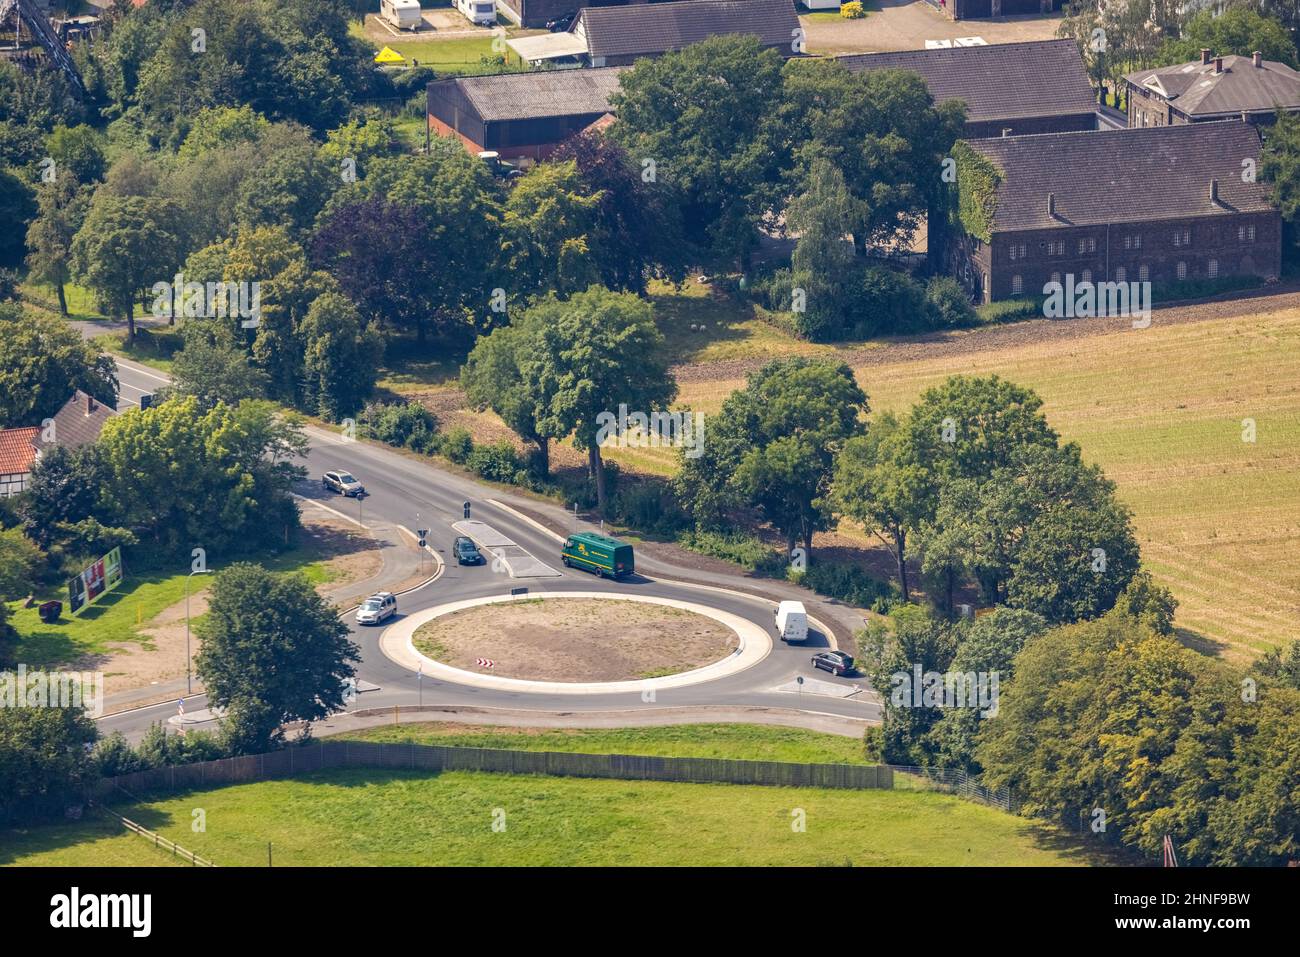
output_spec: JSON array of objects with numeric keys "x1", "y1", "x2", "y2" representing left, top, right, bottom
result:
[
  {"x1": 96, "y1": 740, "x2": 894, "y2": 797},
  {"x1": 97, "y1": 805, "x2": 216, "y2": 867}
]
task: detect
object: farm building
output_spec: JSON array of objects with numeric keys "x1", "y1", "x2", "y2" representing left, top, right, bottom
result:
[
  {"x1": 949, "y1": 121, "x2": 1280, "y2": 303},
  {"x1": 839, "y1": 39, "x2": 1098, "y2": 138},
  {"x1": 506, "y1": 0, "x2": 802, "y2": 68},
  {"x1": 426, "y1": 67, "x2": 626, "y2": 160},
  {"x1": 939, "y1": 0, "x2": 1066, "y2": 19},
  {"x1": 1124, "y1": 49, "x2": 1300, "y2": 128}
]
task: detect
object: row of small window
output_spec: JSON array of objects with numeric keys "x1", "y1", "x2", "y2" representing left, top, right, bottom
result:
[
  {"x1": 1009, "y1": 260, "x2": 1221, "y2": 294},
  {"x1": 1008, "y1": 226, "x2": 1256, "y2": 261}
]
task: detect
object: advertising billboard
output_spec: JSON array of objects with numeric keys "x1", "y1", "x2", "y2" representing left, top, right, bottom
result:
[{"x1": 67, "y1": 546, "x2": 123, "y2": 615}]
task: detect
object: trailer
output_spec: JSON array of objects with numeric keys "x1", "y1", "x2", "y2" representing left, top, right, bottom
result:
[{"x1": 380, "y1": 0, "x2": 423, "y2": 31}]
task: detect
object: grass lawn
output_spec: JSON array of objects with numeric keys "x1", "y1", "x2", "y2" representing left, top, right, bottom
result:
[
  {"x1": 658, "y1": 306, "x2": 1300, "y2": 661},
  {"x1": 343, "y1": 722, "x2": 872, "y2": 764},
  {"x1": 4, "y1": 768, "x2": 1101, "y2": 866},
  {"x1": 7, "y1": 542, "x2": 338, "y2": 669},
  {"x1": 0, "y1": 815, "x2": 185, "y2": 867}
]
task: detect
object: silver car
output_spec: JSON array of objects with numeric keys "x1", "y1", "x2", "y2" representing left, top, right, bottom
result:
[
  {"x1": 356, "y1": 592, "x2": 396, "y2": 625},
  {"x1": 323, "y1": 470, "x2": 365, "y2": 497}
]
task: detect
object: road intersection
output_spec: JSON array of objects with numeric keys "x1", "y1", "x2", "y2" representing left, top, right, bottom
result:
[{"x1": 97, "y1": 349, "x2": 884, "y2": 740}]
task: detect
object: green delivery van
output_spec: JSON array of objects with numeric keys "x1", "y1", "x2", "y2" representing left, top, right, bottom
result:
[{"x1": 561, "y1": 532, "x2": 634, "y2": 579}]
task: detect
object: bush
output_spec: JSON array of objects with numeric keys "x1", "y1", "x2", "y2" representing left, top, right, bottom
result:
[
  {"x1": 977, "y1": 297, "x2": 1041, "y2": 324},
  {"x1": 610, "y1": 482, "x2": 689, "y2": 534},
  {"x1": 842, "y1": 0, "x2": 866, "y2": 17},
  {"x1": 800, "y1": 560, "x2": 898, "y2": 609},
  {"x1": 439, "y1": 428, "x2": 474, "y2": 465},
  {"x1": 467, "y1": 440, "x2": 522, "y2": 483},
  {"x1": 678, "y1": 530, "x2": 787, "y2": 574},
  {"x1": 366, "y1": 400, "x2": 439, "y2": 453},
  {"x1": 924, "y1": 276, "x2": 978, "y2": 329}
]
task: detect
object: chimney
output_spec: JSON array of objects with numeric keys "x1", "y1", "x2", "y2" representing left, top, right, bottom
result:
[
  {"x1": 1214, "y1": 56, "x2": 1224, "y2": 74},
  {"x1": 1253, "y1": 50, "x2": 1263, "y2": 68},
  {"x1": 1210, "y1": 178, "x2": 1220, "y2": 206},
  {"x1": 1201, "y1": 48, "x2": 1211, "y2": 65},
  {"x1": 85, "y1": 393, "x2": 96, "y2": 415},
  {"x1": 1001, "y1": 127, "x2": 1012, "y2": 137},
  {"x1": 1048, "y1": 192, "x2": 1057, "y2": 218}
]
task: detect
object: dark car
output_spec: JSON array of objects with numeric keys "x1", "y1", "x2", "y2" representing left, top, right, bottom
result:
[
  {"x1": 811, "y1": 651, "x2": 855, "y2": 677},
  {"x1": 453, "y1": 536, "x2": 484, "y2": 565}
]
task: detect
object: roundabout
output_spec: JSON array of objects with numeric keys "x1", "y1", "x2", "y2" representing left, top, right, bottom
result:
[{"x1": 381, "y1": 591, "x2": 773, "y2": 695}]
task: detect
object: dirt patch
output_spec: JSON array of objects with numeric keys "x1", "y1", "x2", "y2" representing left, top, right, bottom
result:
[{"x1": 413, "y1": 597, "x2": 739, "y2": 681}]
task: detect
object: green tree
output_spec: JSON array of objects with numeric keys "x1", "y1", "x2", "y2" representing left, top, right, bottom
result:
[
  {"x1": 0, "y1": 526, "x2": 43, "y2": 599},
  {"x1": 677, "y1": 357, "x2": 866, "y2": 555},
  {"x1": 0, "y1": 701, "x2": 100, "y2": 821},
  {"x1": 1160, "y1": 7, "x2": 1298, "y2": 67},
  {"x1": 833, "y1": 412, "x2": 932, "y2": 602},
  {"x1": 501, "y1": 160, "x2": 602, "y2": 299},
  {"x1": 71, "y1": 192, "x2": 181, "y2": 343},
  {"x1": 0, "y1": 304, "x2": 118, "y2": 425},
  {"x1": 0, "y1": 165, "x2": 35, "y2": 268},
  {"x1": 195, "y1": 562, "x2": 358, "y2": 753},
  {"x1": 520, "y1": 287, "x2": 676, "y2": 512},
  {"x1": 1262, "y1": 108, "x2": 1300, "y2": 256},
  {"x1": 299, "y1": 292, "x2": 384, "y2": 420},
  {"x1": 170, "y1": 323, "x2": 271, "y2": 409},
  {"x1": 24, "y1": 174, "x2": 91, "y2": 316},
  {"x1": 461, "y1": 311, "x2": 554, "y2": 476},
  {"x1": 612, "y1": 34, "x2": 790, "y2": 265},
  {"x1": 46, "y1": 124, "x2": 107, "y2": 184}
]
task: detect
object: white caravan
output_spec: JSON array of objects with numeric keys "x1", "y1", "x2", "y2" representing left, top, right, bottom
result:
[
  {"x1": 456, "y1": 0, "x2": 498, "y2": 25},
  {"x1": 380, "y1": 0, "x2": 423, "y2": 31}
]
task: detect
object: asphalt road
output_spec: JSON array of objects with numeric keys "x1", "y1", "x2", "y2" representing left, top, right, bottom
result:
[{"x1": 93, "y1": 345, "x2": 883, "y2": 739}]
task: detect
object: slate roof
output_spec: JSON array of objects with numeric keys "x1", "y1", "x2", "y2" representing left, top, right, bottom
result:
[
  {"x1": 1125, "y1": 55, "x2": 1300, "y2": 117},
  {"x1": 0, "y1": 427, "x2": 39, "y2": 476},
  {"x1": 445, "y1": 67, "x2": 628, "y2": 122},
  {"x1": 839, "y1": 39, "x2": 1097, "y2": 123},
  {"x1": 37, "y1": 390, "x2": 114, "y2": 453},
  {"x1": 965, "y1": 122, "x2": 1275, "y2": 231},
  {"x1": 574, "y1": 0, "x2": 801, "y2": 60}
]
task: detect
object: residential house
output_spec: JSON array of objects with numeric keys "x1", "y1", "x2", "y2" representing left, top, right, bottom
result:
[
  {"x1": 427, "y1": 67, "x2": 626, "y2": 161},
  {"x1": 839, "y1": 39, "x2": 1098, "y2": 138},
  {"x1": 949, "y1": 121, "x2": 1280, "y2": 303},
  {"x1": 0, "y1": 391, "x2": 114, "y2": 497},
  {"x1": 1124, "y1": 49, "x2": 1300, "y2": 128}
]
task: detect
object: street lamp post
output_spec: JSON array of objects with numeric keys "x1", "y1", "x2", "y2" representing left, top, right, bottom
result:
[{"x1": 185, "y1": 568, "x2": 210, "y2": 695}]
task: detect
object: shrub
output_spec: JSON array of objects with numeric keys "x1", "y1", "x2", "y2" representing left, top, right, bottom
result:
[
  {"x1": 678, "y1": 530, "x2": 787, "y2": 574},
  {"x1": 924, "y1": 275, "x2": 978, "y2": 329},
  {"x1": 842, "y1": 1, "x2": 866, "y2": 17},
  {"x1": 366, "y1": 400, "x2": 439, "y2": 453},
  {"x1": 977, "y1": 297, "x2": 1040, "y2": 324},
  {"x1": 611, "y1": 482, "x2": 689, "y2": 534},
  {"x1": 439, "y1": 428, "x2": 474, "y2": 465},
  {"x1": 801, "y1": 560, "x2": 898, "y2": 609},
  {"x1": 467, "y1": 440, "x2": 522, "y2": 482}
]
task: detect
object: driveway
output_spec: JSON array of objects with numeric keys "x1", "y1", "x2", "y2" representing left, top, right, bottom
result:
[{"x1": 802, "y1": 2, "x2": 1064, "y2": 55}]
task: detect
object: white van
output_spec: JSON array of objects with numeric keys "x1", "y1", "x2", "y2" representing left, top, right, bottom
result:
[
  {"x1": 380, "y1": 0, "x2": 423, "y2": 31},
  {"x1": 775, "y1": 600, "x2": 808, "y2": 643},
  {"x1": 456, "y1": 0, "x2": 498, "y2": 25}
]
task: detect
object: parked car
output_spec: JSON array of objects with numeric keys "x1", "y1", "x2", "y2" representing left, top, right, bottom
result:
[
  {"x1": 322, "y1": 470, "x2": 365, "y2": 497},
  {"x1": 454, "y1": 536, "x2": 485, "y2": 565},
  {"x1": 561, "y1": 532, "x2": 634, "y2": 579},
  {"x1": 811, "y1": 651, "x2": 854, "y2": 677},
  {"x1": 774, "y1": 600, "x2": 808, "y2": 642},
  {"x1": 356, "y1": 592, "x2": 397, "y2": 625}
]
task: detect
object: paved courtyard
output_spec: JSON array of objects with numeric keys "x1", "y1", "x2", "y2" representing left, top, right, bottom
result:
[{"x1": 802, "y1": 1, "x2": 1064, "y2": 55}]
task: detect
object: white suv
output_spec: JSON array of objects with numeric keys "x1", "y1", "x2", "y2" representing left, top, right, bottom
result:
[{"x1": 356, "y1": 592, "x2": 396, "y2": 625}]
